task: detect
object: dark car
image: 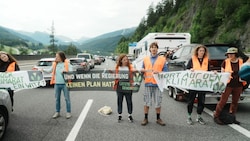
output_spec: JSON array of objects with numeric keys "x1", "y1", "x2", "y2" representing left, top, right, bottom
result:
[
  {"x1": 167, "y1": 44, "x2": 249, "y2": 103},
  {"x1": 168, "y1": 44, "x2": 249, "y2": 71}
]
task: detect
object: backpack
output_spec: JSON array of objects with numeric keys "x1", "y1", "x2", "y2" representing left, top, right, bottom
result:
[{"x1": 219, "y1": 110, "x2": 236, "y2": 124}]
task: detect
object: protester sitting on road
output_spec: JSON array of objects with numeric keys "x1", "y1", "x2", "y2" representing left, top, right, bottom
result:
[
  {"x1": 186, "y1": 45, "x2": 210, "y2": 125},
  {"x1": 0, "y1": 51, "x2": 20, "y2": 111}
]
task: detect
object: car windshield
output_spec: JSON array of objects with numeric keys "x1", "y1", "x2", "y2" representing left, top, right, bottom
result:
[
  {"x1": 207, "y1": 46, "x2": 228, "y2": 60},
  {"x1": 37, "y1": 61, "x2": 53, "y2": 66},
  {"x1": 172, "y1": 47, "x2": 184, "y2": 58},
  {"x1": 70, "y1": 59, "x2": 82, "y2": 64},
  {"x1": 78, "y1": 55, "x2": 89, "y2": 59}
]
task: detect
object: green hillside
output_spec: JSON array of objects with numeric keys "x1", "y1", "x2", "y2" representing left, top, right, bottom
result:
[
  {"x1": 78, "y1": 27, "x2": 136, "y2": 55},
  {"x1": 116, "y1": 0, "x2": 250, "y2": 53}
]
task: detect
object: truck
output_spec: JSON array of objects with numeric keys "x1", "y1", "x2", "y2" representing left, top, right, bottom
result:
[{"x1": 132, "y1": 32, "x2": 191, "y2": 70}]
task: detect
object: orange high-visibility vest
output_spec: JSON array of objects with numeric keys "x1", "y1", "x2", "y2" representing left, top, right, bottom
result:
[
  {"x1": 113, "y1": 64, "x2": 134, "y2": 90},
  {"x1": 224, "y1": 58, "x2": 246, "y2": 85},
  {"x1": 6, "y1": 62, "x2": 16, "y2": 72},
  {"x1": 50, "y1": 59, "x2": 69, "y2": 85},
  {"x1": 143, "y1": 56, "x2": 166, "y2": 84},
  {"x1": 192, "y1": 56, "x2": 209, "y2": 71}
]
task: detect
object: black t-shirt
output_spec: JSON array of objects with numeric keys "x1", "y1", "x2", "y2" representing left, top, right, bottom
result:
[
  {"x1": 0, "y1": 62, "x2": 20, "y2": 72},
  {"x1": 186, "y1": 58, "x2": 210, "y2": 71}
]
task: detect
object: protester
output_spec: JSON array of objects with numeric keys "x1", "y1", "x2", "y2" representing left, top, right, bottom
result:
[
  {"x1": 239, "y1": 57, "x2": 250, "y2": 84},
  {"x1": 0, "y1": 51, "x2": 20, "y2": 111},
  {"x1": 186, "y1": 45, "x2": 210, "y2": 125},
  {"x1": 43, "y1": 51, "x2": 73, "y2": 119},
  {"x1": 213, "y1": 47, "x2": 246, "y2": 125},
  {"x1": 140, "y1": 42, "x2": 168, "y2": 126},
  {"x1": 113, "y1": 54, "x2": 134, "y2": 123}
]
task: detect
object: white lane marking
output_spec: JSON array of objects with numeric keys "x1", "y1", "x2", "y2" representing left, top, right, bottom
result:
[
  {"x1": 65, "y1": 99, "x2": 93, "y2": 141},
  {"x1": 203, "y1": 106, "x2": 250, "y2": 138}
]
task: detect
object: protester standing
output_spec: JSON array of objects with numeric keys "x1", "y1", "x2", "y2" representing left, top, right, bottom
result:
[
  {"x1": 141, "y1": 42, "x2": 168, "y2": 126},
  {"x1": 0, "y1": 51, "x2": 20, "y2": 111},
  {"x1": 186, "y1": 45, "x2": 210, "y2": 125},
  {"x1": 114, "y1": 54, "x2": 134, "y2": 123},
  {"x1": 44, "y1": 51, "x2": 73, "y2": 119},
  {"x1": 213, "y1": 47, "x2": 246, "y2": 125}
]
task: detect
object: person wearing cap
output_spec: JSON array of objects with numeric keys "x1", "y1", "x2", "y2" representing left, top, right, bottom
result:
[{"x1": 213, "y1": 47, "x2": 246, "y2": 125}]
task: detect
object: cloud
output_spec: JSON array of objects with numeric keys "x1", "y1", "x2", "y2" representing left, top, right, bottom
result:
[{"x1": 0, "y1": 0, "x2": 161, "y2": 39}]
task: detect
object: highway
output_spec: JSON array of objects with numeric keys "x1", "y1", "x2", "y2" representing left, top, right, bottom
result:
[{"x1": 3, "y1": 59, "x2": 250, "y2": 141}]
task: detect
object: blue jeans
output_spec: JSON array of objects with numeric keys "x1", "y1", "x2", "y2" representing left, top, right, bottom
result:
[{"x1": 54, "y1": 84, "x2": 71, "y2": 113}]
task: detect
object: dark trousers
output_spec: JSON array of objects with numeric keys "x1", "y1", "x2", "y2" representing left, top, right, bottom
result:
[
  {"x1": 187, "y1": 90, "x2": 206, "y2": 115},
  {"x1": 7, "y1": 88, "x2": 14, "y2": 107},
  {"x1": 214, "y1": 87, "x2": 242, "y2": 117},
  {"x1": 117, "y1": 91, "x2": 133, "y2": 114}
]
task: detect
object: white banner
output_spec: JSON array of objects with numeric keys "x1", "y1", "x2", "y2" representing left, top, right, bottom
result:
[
  {"x1": 0, "y1": 71, "x2": 46, "y2": 90},
  {"x1": 154, "y1": 70, "x2": 230, "y2": 92}
]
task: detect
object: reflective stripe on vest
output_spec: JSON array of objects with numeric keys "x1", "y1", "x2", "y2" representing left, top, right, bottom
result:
[
  {"x1": 50, "y1": 59, "x2": 69, "y2": 85},
  {"x1": 143, "y1": 56, "x2": 166, "y2": 84},
  {"x1": 6, "y1": 62, "x2": 16, "y2": 72},
  {"x1": 225, "y1": 58, "x2": 246, "y2": 85},
  {"x1": 192, "y1": 56, "x2": 208, "y2": 71}
]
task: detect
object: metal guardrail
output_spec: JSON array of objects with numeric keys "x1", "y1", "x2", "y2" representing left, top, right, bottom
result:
[{"x1": 13, "y1": 55, "x2": 75, "y2": 60}]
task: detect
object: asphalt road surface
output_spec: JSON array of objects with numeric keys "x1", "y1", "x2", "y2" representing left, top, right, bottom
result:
[{"x1": 3, "y1": 59, "x2": 250, "y2": 141}]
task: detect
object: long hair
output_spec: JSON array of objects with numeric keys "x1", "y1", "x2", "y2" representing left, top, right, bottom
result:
[
  {"x1": 0, "y1": 51, "x2": 18, "y2": 66},
  {"x1": 115, "y1": 54, "x2": 131, "y2": 70},
  {"x1": 193, "y1": 45, "x2": 209, "y2": 58},
  {"x1": 56, "y1": 51, "x2": 67, "y2": 62}
]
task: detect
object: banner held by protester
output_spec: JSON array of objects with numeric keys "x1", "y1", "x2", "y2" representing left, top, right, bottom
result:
[
  {"x1": 0, "y1": 71, "x2": 46, "y2": 90},
  {"x1": 63, "y1": 70, "x2": 143, "y2": 92},
  {"x1": 154, "y1": 71, "x2": 230, "y2": 93}
]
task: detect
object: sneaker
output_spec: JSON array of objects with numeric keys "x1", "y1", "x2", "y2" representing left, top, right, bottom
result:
[
  {"x1": 196, "y1": 117, "x2": 206, "y2": 125},
  {"x1": 187, "y1": 118, "x2": 193, "y2": 125},
  {"x1": 214, "y1": 117, "x2": 224, "y2": 125},
  {"x1": 118, "y1": 116, "x2": 122, "y2": 123},
  {"x1": 141, "y1": 118, "x2": 148, "y2": 126},
  {"x1": 128, "y1": 116, "x2": 133, "y2": 122},
  {"x1": 156, "y1": 119, "x2": 166, "y2": 126},
  {"x1": 66, "y1": 113, "x2": 72, "y2": 119},
  {"x1": 52, "y1": 112, "x2": 60, "y2": 119}
]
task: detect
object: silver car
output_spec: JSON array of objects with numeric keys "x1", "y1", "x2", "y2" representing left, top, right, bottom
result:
[
  {"x1": 0, "y1": 89, "x2": 12, "y2": 140},
  {"x1": 69, "y1": 58, "x2": 90, "y2": 72},
  {"x1": 76, "y1": 53, "x2": 95, "y2": 69},
  {"x1": 32, "y1": 58, "x2": 55, "y2": 84}
]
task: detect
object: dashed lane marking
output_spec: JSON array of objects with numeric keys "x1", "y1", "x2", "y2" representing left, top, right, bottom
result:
[{"x1": 65, "y1": 99, "x2": 93, "y2": 141}]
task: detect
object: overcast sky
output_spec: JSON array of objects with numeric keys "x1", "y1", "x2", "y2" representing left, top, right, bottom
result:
[{"x1": 0, "y1": 0, "x2": 162, "y2": 39}]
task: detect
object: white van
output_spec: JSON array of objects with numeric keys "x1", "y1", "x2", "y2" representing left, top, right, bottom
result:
[{"x1": 76, "y1": 53, "x2": 95, "y2": 69}]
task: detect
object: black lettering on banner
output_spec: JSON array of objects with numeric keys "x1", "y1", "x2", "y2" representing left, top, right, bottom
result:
[{"x1": 63, "y1": 70, "x2": 142, "y2": 92}]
